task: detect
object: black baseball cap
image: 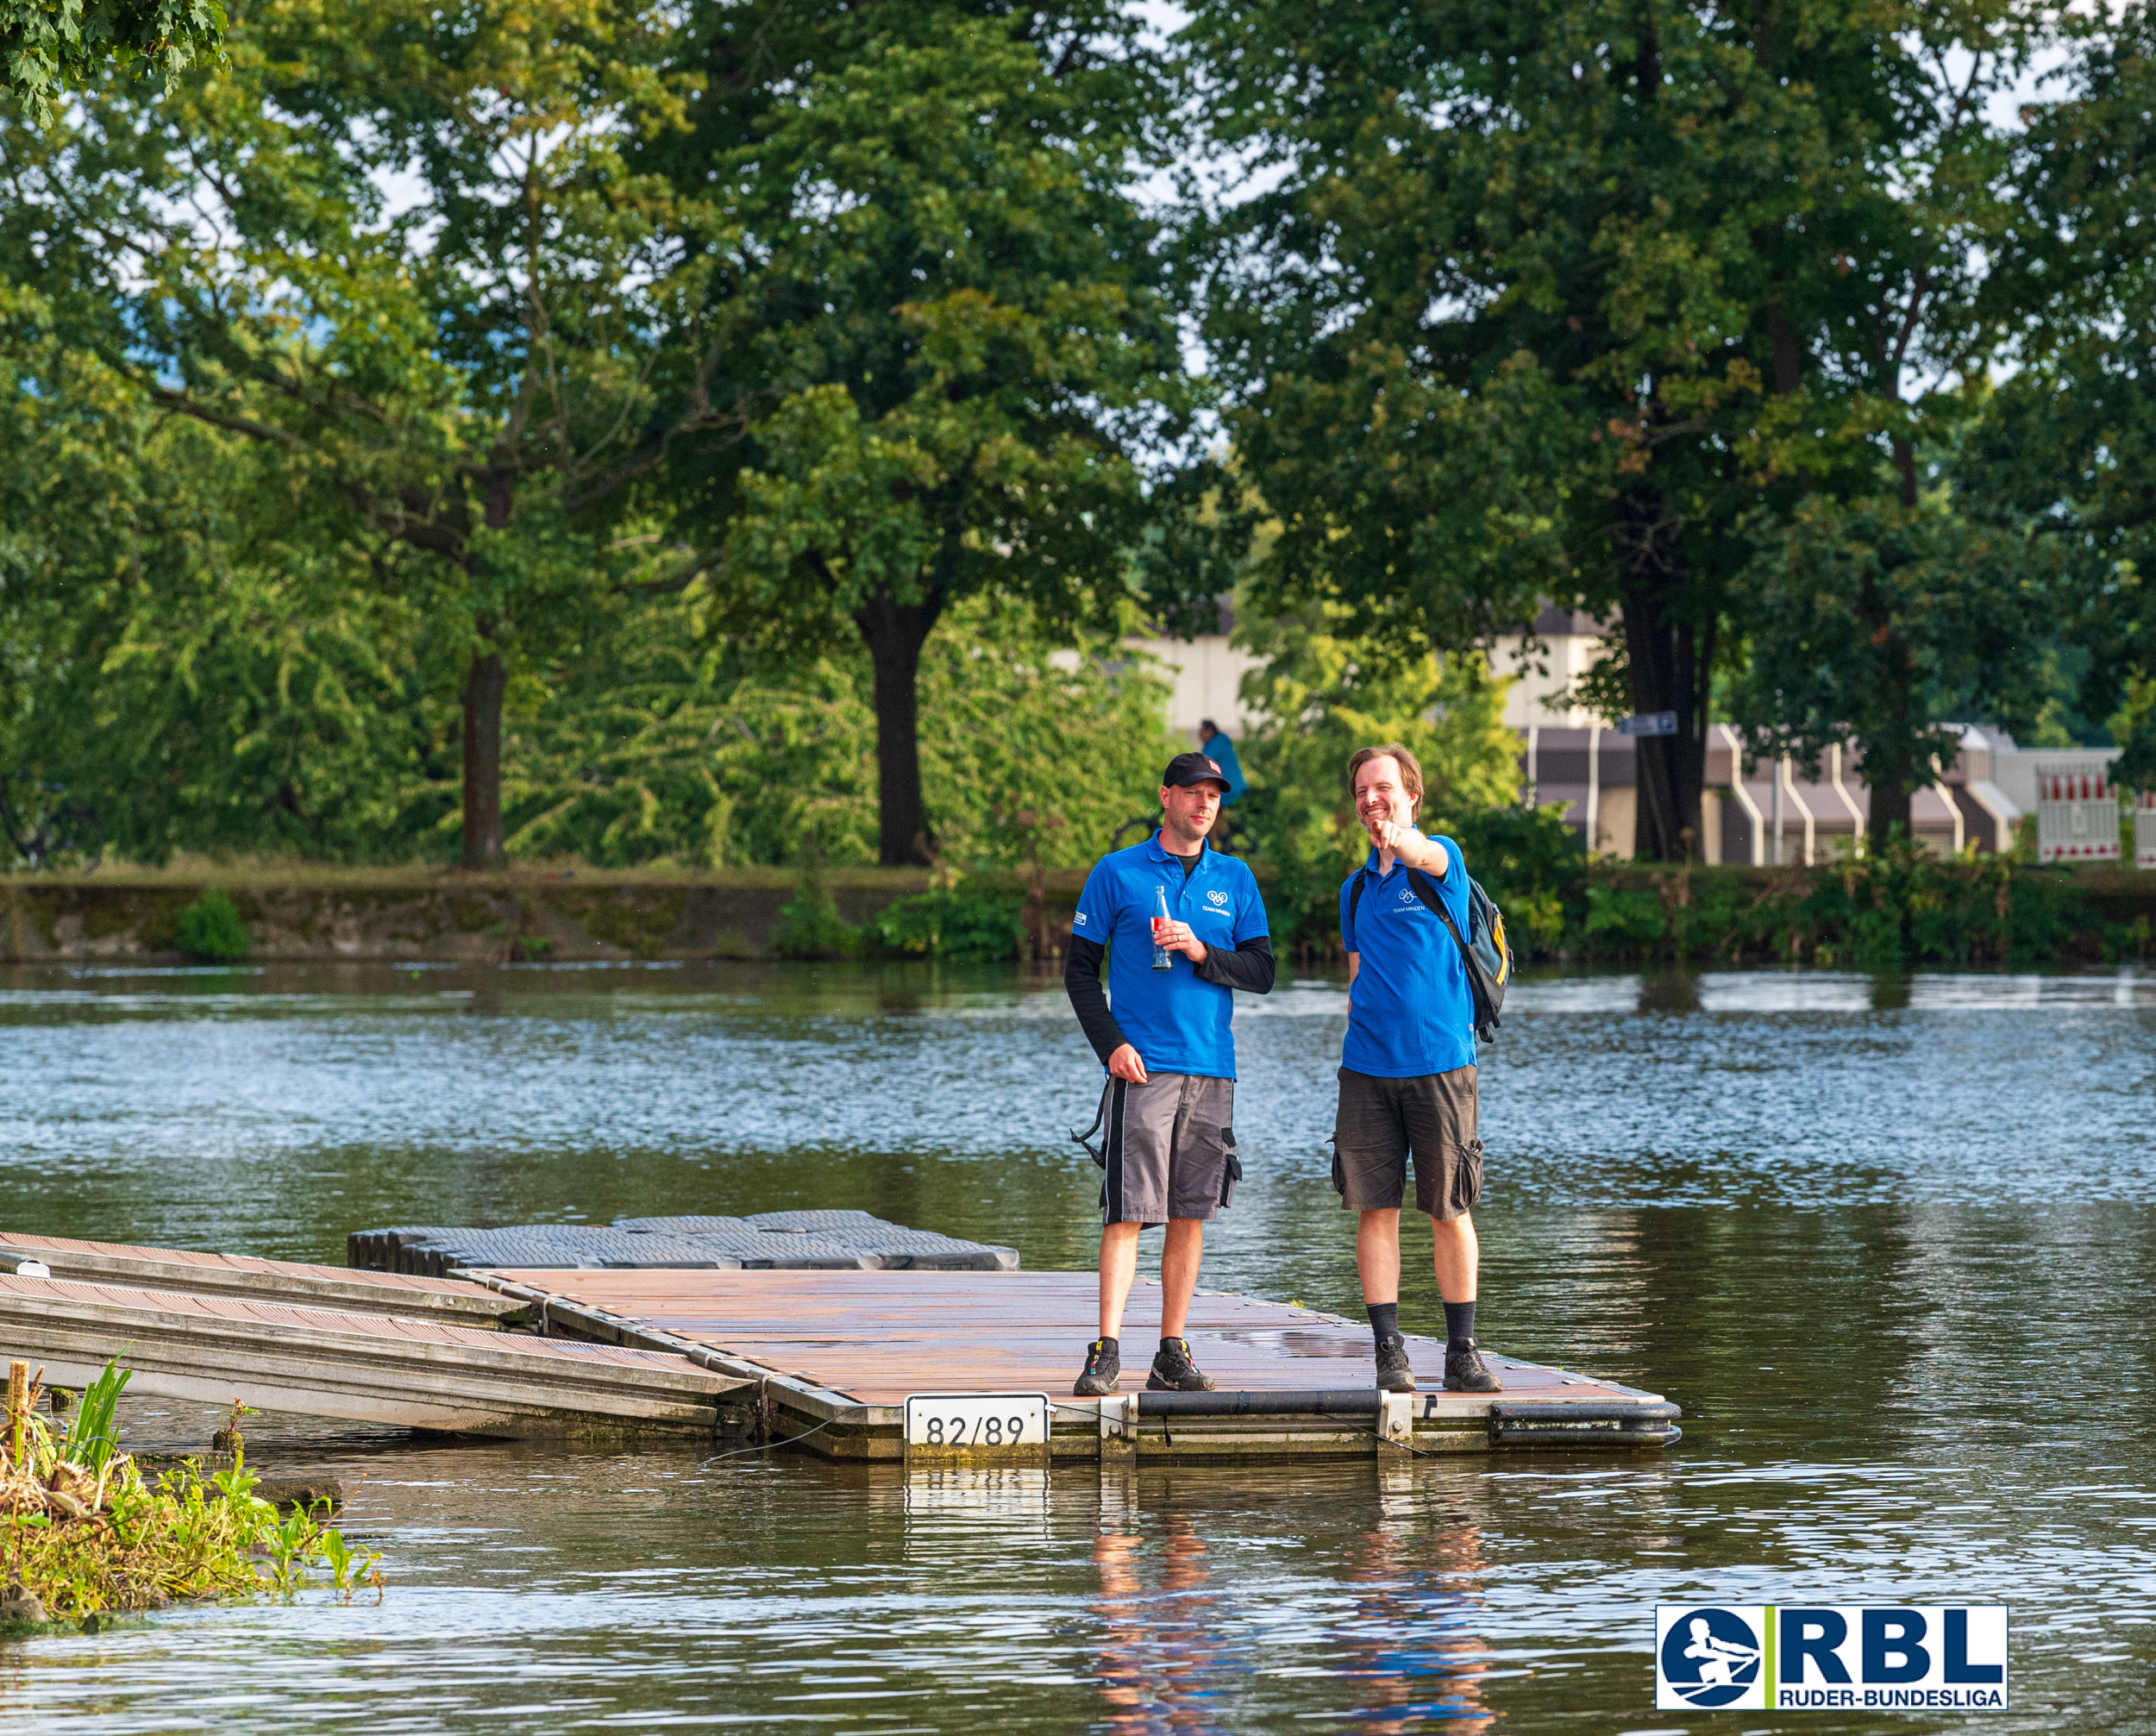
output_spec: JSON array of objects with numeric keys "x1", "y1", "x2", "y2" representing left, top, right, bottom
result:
[{"x1": 1162, "y1": 751, "x2": 1230, "y2": 791}]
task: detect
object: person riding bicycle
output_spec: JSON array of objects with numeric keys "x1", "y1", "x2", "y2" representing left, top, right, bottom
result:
[{"x1": 1196, "y1": 721, "x2": 1247, "y2": 809}]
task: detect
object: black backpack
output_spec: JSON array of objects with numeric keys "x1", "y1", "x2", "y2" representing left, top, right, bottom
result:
[{"x1": 1348, "y1": 860, "x2": 1514, "y2": 1043}]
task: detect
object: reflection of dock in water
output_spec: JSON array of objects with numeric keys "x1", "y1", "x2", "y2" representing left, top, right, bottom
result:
[{"x1": 0, "y1": 1230, "x2": 1677, "y2": 1460}]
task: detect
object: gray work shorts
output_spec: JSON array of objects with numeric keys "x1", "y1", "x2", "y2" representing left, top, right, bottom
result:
[
  {"x1": 1332, "y1": 1065, "x2": 1482, "y2": 1219},
  {"x1": 1087, "y1": 1073, "x2": 1239, "y2": 1225}
]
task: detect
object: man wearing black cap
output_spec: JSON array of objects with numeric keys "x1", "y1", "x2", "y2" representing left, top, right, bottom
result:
[{"x1": 1063, "y1": 752, "x2": 1275, "y2": 1396}]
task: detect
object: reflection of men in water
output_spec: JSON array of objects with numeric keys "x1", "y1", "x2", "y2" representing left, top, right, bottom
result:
[
  {"x1": 1335, "y1": 743, "x2": 1501, "y2": 1395},
  {"x1": 1683, "y1": 1618, "x2": 1759, "y2": 1685},
  {"x1": 1335, "y1": 1478, "x2": 1495, "y2": 1733},
  {"x1": 1065, "y1": 753, "x2": 1275, "y2": 1397},
  {"x1": 1090, "y1": 1512, "x2": 1218, "y2": 1730}
]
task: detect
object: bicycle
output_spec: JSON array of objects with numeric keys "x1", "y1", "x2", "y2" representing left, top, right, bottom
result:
[{"x1": 0, "y1": 779, "x2": 103, "y2": 870}]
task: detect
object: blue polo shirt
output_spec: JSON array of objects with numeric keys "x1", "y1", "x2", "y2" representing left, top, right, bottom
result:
[
  {"x1": 1071, "y1": 835, "x2": 1268, "y2": 1079},
  {"x1": 1338, "y1": 835, "x2": 1476, "y2": 1078}
]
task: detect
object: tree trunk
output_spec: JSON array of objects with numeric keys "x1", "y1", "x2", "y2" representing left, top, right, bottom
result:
[
  {"x1": 853, "y1": 592, "x2": 947, "y2": 866},
  {"x1": 1614, "y1": 490, "x2": 1709, "y2": 862},
  {"x1": 462, "y1": 643, "x2": 507, "y2": 869},
  {"x1": 1866, "y1": 755, "x2": 1914, "y2": 849},
  {"x1": 1862, "y1": 632, "x2": 1920, "y2": 853},
  {"x1": 1859, "y1": 437, "x2": 1923, "y2": 853}
]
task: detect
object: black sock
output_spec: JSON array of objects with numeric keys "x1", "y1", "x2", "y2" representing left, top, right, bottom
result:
[
  {"x1": 1444, "y1": 1300, "x2": 1476, "y2": 1345},
  {"x1": 1095, "y1": 1336, "x2": 1119, "y2": 1354},
  {"x1": 1366, "y1": 1301, "x2": 1399, "y2": 1344},
  {"x1": 1160, "y1": 1335, "x2": 1186, "y2": 1352}
]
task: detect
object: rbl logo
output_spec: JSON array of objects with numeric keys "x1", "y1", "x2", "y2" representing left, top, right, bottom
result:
[{"x1": 1656, "y1": 1605, "x2": 2008, "y2": 1712}]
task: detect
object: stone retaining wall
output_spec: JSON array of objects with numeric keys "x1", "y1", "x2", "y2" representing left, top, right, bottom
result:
[{"x1": 0, "y1": 874, "x2": 1067, "y2": 963}]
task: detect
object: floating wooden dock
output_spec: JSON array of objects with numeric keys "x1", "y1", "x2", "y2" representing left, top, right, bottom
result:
[
  {"x1": 0, "y1": 1233, "x2": 1677, "y2": 1459},
  {"x1": 468, "y1": 1269, "x2": 1680, "y2": 1462}
]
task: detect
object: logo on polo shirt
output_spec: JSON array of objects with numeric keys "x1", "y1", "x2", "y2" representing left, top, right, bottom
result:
[
  {"x1": 1398, "y1": 886, "x2": 1417, "y2": 905},
  {"x1": 1074, "y1": 912, "x2": 1088, "y2": 926},
  {"x1": 1206, "y1": 890, "x2": 1228, "y2": 906}
]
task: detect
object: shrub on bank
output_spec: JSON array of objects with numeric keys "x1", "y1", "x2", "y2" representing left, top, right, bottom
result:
[
  {"x1": 1486, "y1": 837, "x2": 2118, "y2": 968},
  {"x1": 772, "y1": 875, "x2": 1028, "y2": 962},
  {"x1": 771, "y1": 878, "x2": 862, "y2": 960},
  {"x1": 2, "y1": 1363, "x2": 379, "y2": 1622},
  {"x1": 173, "y1": 889, "x2": 251, "y2": 962},
  {"x1": 871, "y1": 884, "x2": 1027, "y2": 962}
]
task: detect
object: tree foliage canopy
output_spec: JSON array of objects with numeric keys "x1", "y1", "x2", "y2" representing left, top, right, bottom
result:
[
  {"x1": 1181, "y1": 0, "x2": 2059, "y2": 843},
  {"x1": 1, "y1": 0, "x2": 221, "y2": 117}
]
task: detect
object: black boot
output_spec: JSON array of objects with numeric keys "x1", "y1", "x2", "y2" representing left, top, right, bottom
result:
[
  {"x1": 1443, "y1": 1338, "x2": 1502, "y2": 1394},
  {"x1": 1074, "y1": 1338, "x2": 1121, "y2": 1396},
  {"x1": 1375, "y1": 1333, "x2": 1417, "y2": 1393},
  {"x1": 1147, "y1": 1337, "x2": 1216, "y2": 1392}
]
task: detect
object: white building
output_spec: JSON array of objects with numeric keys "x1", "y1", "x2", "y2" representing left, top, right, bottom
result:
[
  {"x1": 1486, "y1": 604, "x2": 1612, "y2": 730},
  {"x1": 1127, "y1": 600, "x2": 1266, "y2": 743}
]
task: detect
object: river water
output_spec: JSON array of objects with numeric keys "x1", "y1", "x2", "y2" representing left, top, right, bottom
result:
[{"x1": 0, "y1": 959, "x2": 2153, "y2": 1733}]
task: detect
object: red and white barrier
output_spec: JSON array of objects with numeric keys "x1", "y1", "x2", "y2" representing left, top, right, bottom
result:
[
  {"x1": 2137, "y1": 789, "x2": 2156, "y2": 871},
  {"x1": 2035, "y1": 761, "x2": 2121, "y2": 864}
]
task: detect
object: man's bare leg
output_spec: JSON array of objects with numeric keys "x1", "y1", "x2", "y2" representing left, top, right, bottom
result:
[
  {"x1": 1159, "y1": 1218, "x2": 1205, "y2": 1338},
  {"x1": 1357, "y1": 1207, "x2": 1402, "y2": 1305},
  {"x1": 1432, "y1": 1211, "x2": 1477, "y2": 1302},
  {"x1": 1098, "y1": 1221, "x2": 1141, "y2": 1338}
]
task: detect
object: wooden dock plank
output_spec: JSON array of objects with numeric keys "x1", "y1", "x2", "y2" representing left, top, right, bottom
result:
[
  {"x1": 0, "y1": 1272, "x2": 740, "y2": 1437},
  {"x1": 482, "y1": 1269, "x2": 1635, "y2": 1409},
  {"x1": 0, "y1": 1231, "x2": 525, "y2": 1326}
]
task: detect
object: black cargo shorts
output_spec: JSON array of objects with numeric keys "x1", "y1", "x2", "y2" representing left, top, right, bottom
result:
[
  {"x1": 1082, "y1": 1073, "x2": 1240, "y2": 1225},
  {"x1": 1331, "y1": 1064, "x2": 1482, "y2": 1219}
]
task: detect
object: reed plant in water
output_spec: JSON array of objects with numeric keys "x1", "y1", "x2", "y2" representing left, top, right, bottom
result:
[{"x1": 0, "y1": 1358, "x2": 381, "y2": 1623}]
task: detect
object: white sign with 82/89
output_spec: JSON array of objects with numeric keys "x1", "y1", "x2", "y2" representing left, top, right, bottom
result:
[{"x1": 904, "y1": 1392, "x2": 1051, "y2": 1451}]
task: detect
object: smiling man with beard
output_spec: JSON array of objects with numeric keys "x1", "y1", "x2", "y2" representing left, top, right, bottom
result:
[{"x1": 1335, "y1": 743, "x2": 1501, "y2": 1396}]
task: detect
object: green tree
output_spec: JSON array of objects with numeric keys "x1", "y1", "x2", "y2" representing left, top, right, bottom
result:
[
  {"x1": 2, "y1": 0, "x2": 725, "y2": 866},
  {"x1": 1724, "y1": 495, "x2": 2053, "y2": 847},
  {"x1": 1181, "y1": 0, "x2": 2048, "y2": 855},
  {"x1": 669, "y1": 12, "x2": 1193, "y2": 863},
  {"x1": 1230, "y1": 604, "x2": 1519, "y2": 947},
  {"x1": 498, "y1": 593, "x2": 1174, "y2": 869},
  {"x1": 1, "y1": 0, "x2": 221, "y2": 118},
  {"x1": 1965, "y1": 4, "x2": 2156, "y2": 787},
  {"x1": 0, "y1": 329, "x2": 454, "y2": 861}
]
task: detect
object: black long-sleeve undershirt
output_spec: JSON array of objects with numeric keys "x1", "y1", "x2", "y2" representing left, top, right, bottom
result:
[
  {"x1": 1194, "y1": 932, "x2": 1276, "y2": 995},
  {"x1": 1063, "y1": 933, "x2": 1277, "y2": 1065},
  {"x1": 1063, "y1": 935, "x2": 1128, "y2": 1064}
]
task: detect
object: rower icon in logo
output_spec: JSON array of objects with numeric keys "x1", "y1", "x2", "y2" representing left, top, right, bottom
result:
[{"x1": 1659, "y1": 1608, "x2": 1763, "y2": 1708}]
